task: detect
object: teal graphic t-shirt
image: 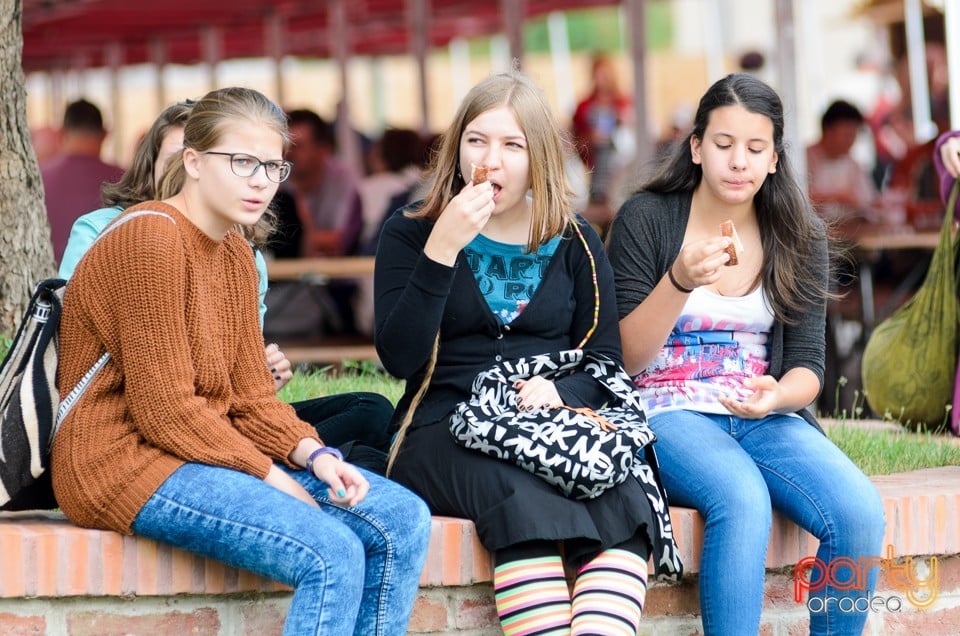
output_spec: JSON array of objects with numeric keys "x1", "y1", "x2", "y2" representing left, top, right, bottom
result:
[{"x1": 464, "y1": 233, "x2": 561, "y2": 324}]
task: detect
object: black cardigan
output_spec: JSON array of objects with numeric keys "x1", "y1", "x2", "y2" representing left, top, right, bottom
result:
[
  {"x1": 606, "y1": 190, "x2": 829, "y2": 428},
  {"x1": 374, "y1": 210, "x2": 623, "y2": 430}
]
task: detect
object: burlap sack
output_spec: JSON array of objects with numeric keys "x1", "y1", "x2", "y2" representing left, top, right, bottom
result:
[{"x1": 862, "y1": 183, "x2": 960, "y2": 430}]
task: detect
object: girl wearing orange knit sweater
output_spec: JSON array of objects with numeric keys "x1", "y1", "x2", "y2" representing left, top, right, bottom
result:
[{"x1": 51, "y1": 87, "x2": 431, "y2": 636}]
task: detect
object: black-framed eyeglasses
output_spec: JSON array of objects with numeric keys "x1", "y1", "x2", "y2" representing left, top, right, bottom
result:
[{"x1": 203, "y1": 151, "x2": 292, "y2": 183}]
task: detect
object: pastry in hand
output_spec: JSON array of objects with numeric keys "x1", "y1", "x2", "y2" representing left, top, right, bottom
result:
[
  {"x1": 719, "y1": 219, "x2": 744, "y2": 266},
  {"x1": 470, "y1": 163, "x2": 489, "y2": 184}
]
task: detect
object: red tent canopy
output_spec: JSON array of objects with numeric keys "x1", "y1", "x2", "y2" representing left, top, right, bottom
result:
[{"x1": 22, "y1": 0, "x2": 619, "y2": 72}]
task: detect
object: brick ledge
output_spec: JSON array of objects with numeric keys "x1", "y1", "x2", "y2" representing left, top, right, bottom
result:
[{"x1": 1, "y1": 467, "x2": 958, "y2": 599}]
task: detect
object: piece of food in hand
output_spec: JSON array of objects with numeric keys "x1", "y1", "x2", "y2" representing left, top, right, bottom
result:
[
  {"x1": 719, "y1": 219, "x2": 744, "y2": 266},
  {"x1": 470, "y1": 163, "x2": 489, "y2": 184}
]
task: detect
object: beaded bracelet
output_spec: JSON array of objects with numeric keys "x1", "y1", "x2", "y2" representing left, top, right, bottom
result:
[
  {"x1": 306, "y1": 446, "x2": 343, "y2": 476},
  {"x1": 667, "y1": 264, "x2": 694, "y2": 294}
]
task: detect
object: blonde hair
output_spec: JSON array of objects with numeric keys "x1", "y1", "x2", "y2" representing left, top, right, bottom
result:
[
  {"x1": 413, "y1": 70, "x2": 576, "y2": 253},
  {"x1": 388, "y1": 71, "x2": 577, "y2": 473},
  {"x1": 157, "y1": 87, "x2": 289, "y2": 247}
]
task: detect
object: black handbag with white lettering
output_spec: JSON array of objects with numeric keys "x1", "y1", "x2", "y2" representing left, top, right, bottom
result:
[{"x1": 449, "y1": 349, "x2": 656, "y2": 500}]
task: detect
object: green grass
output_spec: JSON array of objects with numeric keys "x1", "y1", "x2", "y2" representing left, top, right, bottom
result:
[
  {"x1": 278, "y1": 361, "x2": 404, "y2": 405},
  {"x1": 825, "y1": 425, "x2": 960, "y2": 476}
]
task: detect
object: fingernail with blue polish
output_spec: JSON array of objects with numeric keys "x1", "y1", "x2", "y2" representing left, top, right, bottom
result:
[{"x1": 337, "y1": 489, "x2": 346, "y2": 497}]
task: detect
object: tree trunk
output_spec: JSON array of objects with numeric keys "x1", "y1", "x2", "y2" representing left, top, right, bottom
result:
[{"x1": 0, "y1": 0, "x2": 54, "y2": 334}]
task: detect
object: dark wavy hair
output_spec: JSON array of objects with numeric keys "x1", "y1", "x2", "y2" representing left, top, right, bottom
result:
[{"x1": 641, "y1": 73, "x2": 827, "y2": 322}]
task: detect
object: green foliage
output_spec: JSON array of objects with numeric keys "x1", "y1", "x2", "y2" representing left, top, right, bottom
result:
[{"x1": 466, "y1": 4, "x2": 674, "y2": 56}]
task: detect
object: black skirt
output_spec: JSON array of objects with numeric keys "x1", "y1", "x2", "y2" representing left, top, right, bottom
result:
[{"x1": 391, "y1": 420, "x2": 681, "y2": 574}]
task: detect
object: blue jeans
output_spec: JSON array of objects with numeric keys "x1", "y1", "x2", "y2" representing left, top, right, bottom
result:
[
  {"x1": 648, "y1": 411, "x2": 885, "y2": 636},
  {"x1": 132, "y1": 462, "x2": 431, "y2": 636}
]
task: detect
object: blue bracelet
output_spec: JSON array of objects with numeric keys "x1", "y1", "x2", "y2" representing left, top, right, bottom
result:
[{"x1": 306, "y1": 446, "x2": 343, "y2": 476}]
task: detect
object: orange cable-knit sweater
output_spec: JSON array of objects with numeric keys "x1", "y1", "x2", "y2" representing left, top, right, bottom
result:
[{"x1": 51, "y1": 201, "x2": 319, "y2": 534}]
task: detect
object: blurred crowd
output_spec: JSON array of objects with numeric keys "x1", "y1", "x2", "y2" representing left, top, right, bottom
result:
[{"x1": 32, "y1": 41, "x2": 955, "y2": 340}]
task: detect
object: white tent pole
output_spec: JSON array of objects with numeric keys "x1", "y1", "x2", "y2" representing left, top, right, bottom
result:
[
  {"x1": 548, "y1": 11, "x2": 575, "y2": 120},
  {"x1": 903, "y1": 0, "x2": 936, "y2": 142},
  {"x1": 625, "y1": 0, "x2": 651, "y2": 166},
  {"x1": 945, "y1": 0, "x2": 959, "y2": 130},
  {"x1": 774, "y1": 0, "x2": 804, "y2": 190},
  {"x1": 449, "y1": 37, "x2": 471, "y2": 109},
  {"x1": 371, "y1": 58, "x2": 386, "y2": 135},
  {"x1": 490, "y1": 35, "x2": 510, "y2": 72},
  {"x1": 702, "y1": 0, "x2": 724, "y2": 83}
]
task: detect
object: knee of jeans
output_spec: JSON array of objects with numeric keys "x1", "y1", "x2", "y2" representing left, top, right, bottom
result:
[
  {"x1": 703, "y1": 475, "x2": 772, "y2": 531},
  {"x1": 294, "y1": 526, "x2": 366, "y2": 589},
  {"x1": 398, "y1": 491, "x2": 433, "y2": 547},
  {"x1": 830, "y1": 484, "x2": 886, "y2": 545}
]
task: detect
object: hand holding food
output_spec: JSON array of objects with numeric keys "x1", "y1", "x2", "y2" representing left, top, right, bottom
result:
[
  {"x1": 719, "y1": 219, "x2": 744, "y2": 266},
  {"x1": 470, "y1": 163, "x2": 489, "y2": 184}
]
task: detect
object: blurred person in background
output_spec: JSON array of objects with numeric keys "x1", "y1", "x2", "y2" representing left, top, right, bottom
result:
[
  {"x1": 276, "y1": 108, "x2": 365, "y2": 335},
  {"x1": 571, "y1": 54, "x2": 633, "y2": 233},
  {"x1": 806, "y1": 99, "x2": 878, "y2": 237},
  {"x1": 42, "y1": 98, "x2": 124, "y2": 264},
  {"x1": 359, "y1": 128, "x2": 424, "y2": 249}
]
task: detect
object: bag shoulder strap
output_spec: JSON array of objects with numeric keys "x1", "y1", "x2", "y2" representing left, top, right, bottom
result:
[{"x1": 55, "y1": 210, "x2": 176, "y2": 428}]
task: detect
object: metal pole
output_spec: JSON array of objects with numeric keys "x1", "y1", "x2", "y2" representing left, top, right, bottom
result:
[
  {"x1": 409, "y1": 0, "x2": 430, "y2": 136},
  {"x1": 500, "y1": 0, "x2": 525, "y2": 69},
  {"x1": 625, "y1": 0, "x2": 651, "y2": 165},
  {"x1": 330, "y1": 0, "x2": 362, "y2": 175},
  {"x1": 202, "y1": 26, "x2": 222, "y2": 91},
  {"x1": 265, "y1": 12, "x2": 286, "y2": 106},
  {"x1": 105, "y1": 42, "x2": 123, "y2": 165},
  {"x1": 149, "y1": 38, "x2": 167, "y2": 113}
]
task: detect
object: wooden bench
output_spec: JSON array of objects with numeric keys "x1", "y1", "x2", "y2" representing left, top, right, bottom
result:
[{"x1": 265, "y1": 257, "x2": 379, "y2": 365}]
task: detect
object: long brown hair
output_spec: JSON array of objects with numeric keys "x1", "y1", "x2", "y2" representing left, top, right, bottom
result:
[
  {"x1": 101, "y1": 101, "x2": 192, "y2": 209},
  {"x1": 642, "y1": 73, "x2": 828, "y2": 322},
  {"x1": 387, "y1": 71, "x2": 578, "y2": 473},
  {"x1": 413, "y1": 70, "x2": 577, "y2": 253}
]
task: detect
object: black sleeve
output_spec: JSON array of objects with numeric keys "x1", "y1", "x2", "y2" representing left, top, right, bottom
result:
[
  {"x1": 554, "y1": 219, "x2": 626, "y2": 409},
  {"x1": 373, "y1": 214, "x2": 457, "y2": 379}
]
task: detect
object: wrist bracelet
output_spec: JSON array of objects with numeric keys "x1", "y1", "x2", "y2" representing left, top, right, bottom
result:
[
  {"x1": 306, "y1": 446, "x2": 343, "y2": 476},
  {"x1": 667, "y1": 264, "x2": 694, "y2": 294}
]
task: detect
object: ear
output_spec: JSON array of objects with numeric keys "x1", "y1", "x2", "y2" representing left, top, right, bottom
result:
[
  {"x1": 183, "y1": 147, "x2": 202, "y2": 179},
  {"x1": 768, "y1": 150, "x2": 778, "y2": 174},
  {"x1": 690, "y1": 136, "x2": 702, "y2": 165}
]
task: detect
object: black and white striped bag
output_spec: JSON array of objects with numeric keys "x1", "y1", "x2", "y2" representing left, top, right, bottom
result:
[
  {"x1": 1, "y1": 276, "x2": 110, "y2": 511},
  {"x1": 0, "y1": 279, "x2": 66, "y2": 510}
]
